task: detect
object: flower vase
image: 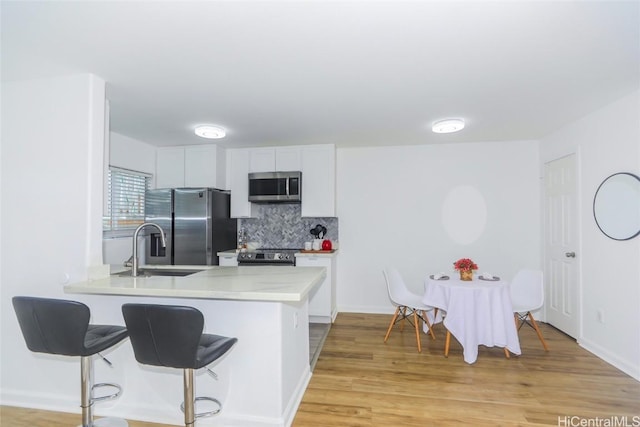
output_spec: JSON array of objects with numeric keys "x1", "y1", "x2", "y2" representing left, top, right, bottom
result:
[{"x1": 460, "y1": 269, "x2": 473, "y2": 281}]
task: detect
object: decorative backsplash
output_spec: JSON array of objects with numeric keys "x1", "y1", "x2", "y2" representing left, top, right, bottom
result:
[{"x1": 239, "y1": 204, "x2": 339, "y2": 249}]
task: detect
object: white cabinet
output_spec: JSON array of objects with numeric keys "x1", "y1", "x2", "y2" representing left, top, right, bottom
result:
[
  {"x1": 301, "y1": 144, "x2": 336, "y2": 217},
  {"x1": 184, "y1": 145, "x2": 223, "y2": 187},
  {"x1": 156, "y1": 147, "x2": 185, "y2": 188},
  {"x1": 249, "y1": 147, "x2": 301, "y2": 172},
  {"x1": 227, "y1": 148, "x2": 253, "y2": 218},
  {"x1": 227, "y1": 144, "x2": 335, "y2": 217},
  {"x1": 275, "y1": 147, "x2": 301, "y2": 170},
  {"x1": 156, "y1": 145, "x2": 222, "y2": 189},
  {"x1": 249, "y1": 148, "x2": 276, "y2": 172},
  {"x1": 296, "y1": 254, "x2": 336, "y2": 323},
  {"x1": 218, "y1": 252, "x2": 239, "y2": 266}
]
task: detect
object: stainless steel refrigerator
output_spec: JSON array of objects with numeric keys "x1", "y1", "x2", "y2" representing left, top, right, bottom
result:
[{"x1": 144, "y1": 188, "x2": 237, "y2": 265}]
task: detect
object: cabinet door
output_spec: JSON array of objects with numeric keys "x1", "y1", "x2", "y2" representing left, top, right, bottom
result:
[
  {"x1": 301, "y1": 145, "x2": 336, "y2": 217},
  {"x1": 184, "y1": 145, "x2": 218, "y2": 187},
  {"x1": 296, "y1": 256, "x2": 332, "y2": 322},
  {"x1": 219, "y1": 254, "x2": 238, "y2": 266},
  {"x1": 275, "y1": 147, "x2": 301, "y2": 171},
  {"x1": 249, "y1": 148, "x2": 276, "y2": 172},
  {"x1": 227, "y1": 149, "x2": 252, "y2": 217},
  {"x1": 156, "y1": 147, "x2": 185, "y2": 188}
]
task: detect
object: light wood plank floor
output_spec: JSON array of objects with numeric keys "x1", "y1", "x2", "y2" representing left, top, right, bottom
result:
[
  {"x1": 3, "y1": 313, "x2": 639, "y2": 426},
  {"x1": 293, "y1": 313, "x2": 640, "y2": 426}
]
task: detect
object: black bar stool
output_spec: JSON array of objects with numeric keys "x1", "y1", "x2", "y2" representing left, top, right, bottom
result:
[
  {"x1": 12, "y1": 296, "x2": 129, "y2": 427},
  {"x1": 121, "y1": 303, "x2": 237, "y2": 427}
]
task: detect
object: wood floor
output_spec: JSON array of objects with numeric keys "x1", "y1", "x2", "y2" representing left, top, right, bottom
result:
[
  {"x1": 3, "y1": 313, "x2": 639, "y2": 426},
  {"x1": 294, "y1": 313, "x2": 640, "y2": 426}
]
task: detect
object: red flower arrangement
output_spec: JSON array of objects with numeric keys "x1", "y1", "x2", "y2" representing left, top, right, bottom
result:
[{"x1": 453, "y1": 258, "x2": 478, "y2": 272}]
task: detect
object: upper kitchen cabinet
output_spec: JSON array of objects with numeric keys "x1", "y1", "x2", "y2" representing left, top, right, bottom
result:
[
  {"x1": 227, "y1": 148, "x2": 252, "y2": 218},
  {"x1": 184, "y1": 145, "x2": 225, "y2": 187},
  {"x1": 227, "y1": 144, "x2": 334, "y2": 218},
  {"x1": 156, "y1": 147, "x2": 185, "y2": 188},
  {"x1": 249, "y1": 147, "x2": 302, "y2": 172},
  {"x1": 275, "y1": 147, "x2": 301, "y2": 170},
  {"x1": 301, "y1": 144, "x2": 336, "y2": 217},
  {"x1": 156, "y1": 145, "x2": 224, "y2": 189},
  {"x1": 249, "y1": 148, "x2": 276, "y2": 172}
]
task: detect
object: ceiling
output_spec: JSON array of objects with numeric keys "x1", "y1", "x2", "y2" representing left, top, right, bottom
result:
[{"x1": 2, "y1": 1, "x2": 639, "y2": 149}]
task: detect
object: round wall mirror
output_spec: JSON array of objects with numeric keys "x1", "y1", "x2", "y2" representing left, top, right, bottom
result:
[{"x1": 593, "y1": 172, "x2": 640, "y2": 241}]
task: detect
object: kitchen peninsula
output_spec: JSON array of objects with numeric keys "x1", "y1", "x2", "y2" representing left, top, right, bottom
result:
[{"x1": 64, "y1": 265, "x2": 326, "y2": 427}]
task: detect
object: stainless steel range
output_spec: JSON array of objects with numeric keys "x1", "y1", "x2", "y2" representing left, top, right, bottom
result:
[{"x1": 237, "y1": 248, "x2": 299, "y2": 266}]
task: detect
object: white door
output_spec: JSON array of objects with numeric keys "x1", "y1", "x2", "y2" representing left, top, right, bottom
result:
[{"x1": 544, "y1": 154, "x2": 579, "y2": 337}]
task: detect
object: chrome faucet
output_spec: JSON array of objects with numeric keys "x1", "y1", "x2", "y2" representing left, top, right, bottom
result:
[{"x1": 131, "y1": 222, "x2": 166, "y2": 277}]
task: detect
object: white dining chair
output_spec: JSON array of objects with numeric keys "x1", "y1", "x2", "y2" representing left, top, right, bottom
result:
[
  {"x1": 383, "y1": 267, "x2": 437, "y2": 353},
  {"x1": 510, "y1": 269, "x2": 549, "y2": 351}
]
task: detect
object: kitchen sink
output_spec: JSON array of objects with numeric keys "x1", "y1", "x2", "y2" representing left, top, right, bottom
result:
[{"x1": 113, "y1": 268, "x2": 205, "y2": 278}]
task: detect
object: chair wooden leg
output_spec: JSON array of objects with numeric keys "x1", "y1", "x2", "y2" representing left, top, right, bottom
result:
[
  {"x1": 444, "y1": 330, "x2": 451, "y2": 358},
  {"x1": 413, "y1": 310, "x2": 422, "y2": 353},
  {"x1": 527, "y1": 312, "x2": 549, "y2": 351},
  {"x1": 504, "y1": 347, "x2": 510, "y2": 358},
  {"x1": 384, "y1": 307, "x2": 401, "y2": 342},
  {"x1": 514, "y1": 313, "x2": 519, "y2": 329},
  {"x1": 399, "y1": 307, "x2": 407, "y2": 331},
  {"x1": 423, "y1": 310, "x2": 436, "y2": 340}
]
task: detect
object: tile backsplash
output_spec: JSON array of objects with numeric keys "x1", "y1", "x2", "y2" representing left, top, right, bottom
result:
[{"x1": 239, "y1": 204, "x2": 338, "y2": 249}]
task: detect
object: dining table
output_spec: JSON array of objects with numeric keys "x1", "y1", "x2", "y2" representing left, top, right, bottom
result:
[{"x1": 423, "y1": 274, "x2": 521, "y2": 364}]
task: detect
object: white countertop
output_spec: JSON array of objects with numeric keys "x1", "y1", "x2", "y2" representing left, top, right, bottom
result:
[
  {"x1": 217, "y1": 249, "x2": 338, "y2": 258},
  {"x1": 64, "y1": 265, "x2": 326, "y2": 302},
  {"x1": 295, "y1": 250, "x2": 338, "y2": 258}
]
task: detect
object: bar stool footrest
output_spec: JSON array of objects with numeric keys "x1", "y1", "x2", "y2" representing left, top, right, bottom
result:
[
  {"x1": 180, "y1": 396, "x2": 222, "y2": 419},
  {"x1": 92, "y1": 382, "x2": 123, "y2": 403}
]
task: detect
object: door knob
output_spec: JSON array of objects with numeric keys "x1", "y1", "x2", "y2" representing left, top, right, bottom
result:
[{"x1": 565, "y1": 252, "x2": 576, "y2": 258}]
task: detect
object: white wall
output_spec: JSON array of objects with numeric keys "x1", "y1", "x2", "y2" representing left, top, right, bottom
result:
[
  {"x1": 1, "y1": 74, "x2": 107, "y2": 410},
  {"x1": 335, "y1": 140, "x2": 541, "y2": 313},
  {"x1": 103, "y1": 132, "x2": 157, "y2": 265},
  {"x1": 540, "y1": 89, "x2": 640, "y2": 380}
]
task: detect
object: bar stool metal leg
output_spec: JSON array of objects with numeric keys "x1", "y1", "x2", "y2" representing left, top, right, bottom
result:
[
  {"x1": 79, "y1": 356, "x2": 128, "y2": 427},
  {"x1": 184, "y1": 368, "x2": 195, "y2": 427},
  {"x1": 180, "y1": 368, "x2": 222, "y2": 427}
]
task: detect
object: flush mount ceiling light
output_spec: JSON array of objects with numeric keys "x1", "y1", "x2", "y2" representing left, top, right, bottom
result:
[
  {"x1": 194, "y1": 125, "x2": 226, "y2": 139},
  {"x1": 432, "y1": 119, "x2": 465, "y2": 134}
]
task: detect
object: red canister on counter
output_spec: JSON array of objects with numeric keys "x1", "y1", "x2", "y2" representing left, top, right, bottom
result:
[{"x1": 322, "y1": 239, "x2": 332, "y2": 250}]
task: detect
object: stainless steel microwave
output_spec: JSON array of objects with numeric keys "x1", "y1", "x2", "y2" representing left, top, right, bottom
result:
[{"x1": 248, "y1": 171, "x2": 302, "y2": 203}]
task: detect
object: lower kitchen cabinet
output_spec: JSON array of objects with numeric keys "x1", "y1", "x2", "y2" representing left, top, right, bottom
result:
[
  {"x1": 218, "y1": 252, "x2": 239, "y2": 266},
  {"x1": 295, "y1": 253, "x2": 337, "y2": 323}
]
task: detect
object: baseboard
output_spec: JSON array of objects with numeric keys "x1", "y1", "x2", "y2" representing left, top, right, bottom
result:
[
  {"x1": 338, "y1": 305, "x2": 394, "y2": 315},
  {"x1": 1, "y1": 388, "x2": 79, "y2": 415},
  {"x1": 309, "y1": 315, "x2": 331, "y2": 323},
  {"x1": 2, "y1": 378, "x2": 313, "y2": 427},
  {"x1": 578, "y1": 337, "x2": 640, "y2": 382},
  {"x1": 282, "y1": 366, "x2": 312, "y2": 427}
]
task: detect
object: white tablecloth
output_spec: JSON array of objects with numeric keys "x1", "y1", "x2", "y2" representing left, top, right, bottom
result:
[{"x1": 423, "y1": 277, "x2": 521, "y2": 364}]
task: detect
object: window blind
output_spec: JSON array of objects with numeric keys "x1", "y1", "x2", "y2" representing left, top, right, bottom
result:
[{"x1": 103, "y1": 167, "x2": 151, "y2": 234}]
